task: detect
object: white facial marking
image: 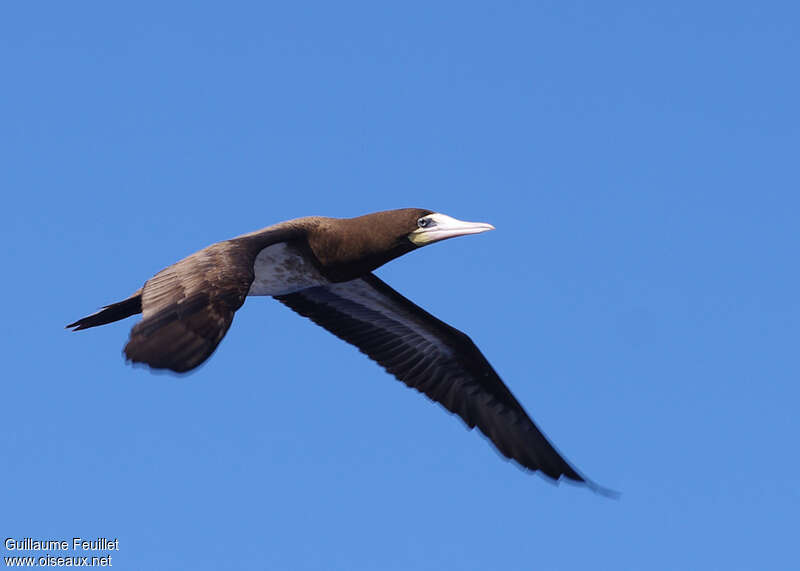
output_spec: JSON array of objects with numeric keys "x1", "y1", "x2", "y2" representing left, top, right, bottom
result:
[{"x1": 409, "y1": 212, "x2": 495, "y2": 245}]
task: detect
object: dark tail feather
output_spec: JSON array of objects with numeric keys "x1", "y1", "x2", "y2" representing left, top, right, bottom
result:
[{"x1": 67, "y1": 293, "x2": 142, "y2": 331}]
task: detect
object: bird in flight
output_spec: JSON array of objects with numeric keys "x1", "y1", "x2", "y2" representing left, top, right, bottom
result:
[{"x1": 68, "y1": 208, "x2": 610, "y2": 493}]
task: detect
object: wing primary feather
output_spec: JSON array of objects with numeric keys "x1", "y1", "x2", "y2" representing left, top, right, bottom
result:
[{"x1": 276, "y1": 273, "x2": 608, "y2": 491}]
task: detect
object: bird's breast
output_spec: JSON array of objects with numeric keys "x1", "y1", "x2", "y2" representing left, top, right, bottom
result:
[{"x1": 248, "y1": 242, "x2": 329, "y2": 296}]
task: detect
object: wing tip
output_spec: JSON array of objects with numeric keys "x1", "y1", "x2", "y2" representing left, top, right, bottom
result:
[
  {"x1": 584, "y1": 479, "x2": 621, "y2": 499},
  {"x1": 545, "y1": 469, "x2": 620, "y2": 499},
  {"x1": 123, "y1": 329, "x2": 215, "y2": 376}
]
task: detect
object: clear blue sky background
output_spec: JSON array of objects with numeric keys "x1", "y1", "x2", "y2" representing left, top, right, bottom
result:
[{"x1": 2, "y1": 2, "x2": 798, "y2": 569}]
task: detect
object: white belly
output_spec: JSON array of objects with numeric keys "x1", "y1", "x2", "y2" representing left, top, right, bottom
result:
[{"x1": 248, "y1": 242, "x2": 329, "y2": 296}]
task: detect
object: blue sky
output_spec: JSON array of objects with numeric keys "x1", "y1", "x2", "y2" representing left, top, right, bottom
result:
[{"x1": 2, "y1": 1, "x2": 798, "y2": 569}]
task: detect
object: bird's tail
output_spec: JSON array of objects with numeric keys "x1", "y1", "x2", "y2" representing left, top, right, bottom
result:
[{"x1": 66, "y1": 291, "x2": 143, "y2": 331}]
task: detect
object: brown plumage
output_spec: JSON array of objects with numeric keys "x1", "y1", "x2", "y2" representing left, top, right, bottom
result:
[{"x1": 67, "y1": 208, "x2": 611, "y2": 492}]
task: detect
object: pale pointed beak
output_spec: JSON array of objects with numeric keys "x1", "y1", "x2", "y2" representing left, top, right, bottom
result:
[{"x1": 409, "y1": 213, "x2": 495, "y2": 245}]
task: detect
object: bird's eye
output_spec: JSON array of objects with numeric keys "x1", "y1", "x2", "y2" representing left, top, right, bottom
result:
[{"x1": 417, "y1": 217, "x2": 433, "y2": 229}]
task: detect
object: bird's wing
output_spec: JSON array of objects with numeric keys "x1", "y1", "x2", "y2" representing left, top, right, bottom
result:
[
  {"x1": 124, "y1": 242, "x2": 258, "y2": 373},
  {"x1": 275, "y1": 273, "x2": 588, "y2": 485}
]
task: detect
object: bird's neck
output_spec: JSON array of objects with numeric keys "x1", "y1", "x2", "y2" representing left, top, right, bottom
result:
[{"x1": 307, "y1": 220, "x2": 415, "y2": 282}]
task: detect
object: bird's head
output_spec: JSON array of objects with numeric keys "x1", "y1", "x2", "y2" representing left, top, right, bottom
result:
[
  {"x1": 311, "y1": 208, "x2": 495, "y2": 281},
  {"x1": 406, "y1": 210, "x2": 495, "y2": 247}
]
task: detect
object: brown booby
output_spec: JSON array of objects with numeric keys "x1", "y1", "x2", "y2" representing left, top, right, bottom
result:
[{"x1": 68, "y1": 208, "x2": 609, "y2": 492}]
